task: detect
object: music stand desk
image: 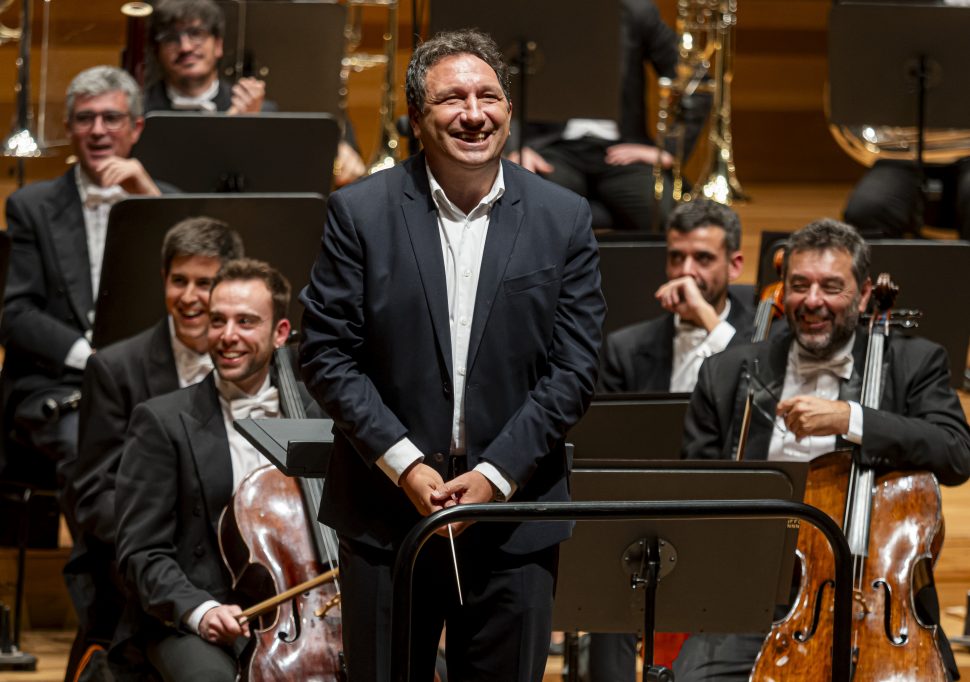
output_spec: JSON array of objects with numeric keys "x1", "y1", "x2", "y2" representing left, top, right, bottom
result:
[
  {"x1": 234, "y1": 418, "x2": 334, "y2": 477},
  {"x1": 390, "y1": 495, "x2": 854, "y2": 682},
  {"x1": 568, "y1": 393, "x2": 690, "y2": 462},
  {"x1": 134, "y1": 112, "x2": 339, "y2": 195},
  {"x1": 94, "y1": 193, "x2": 326, "y2": 348}
]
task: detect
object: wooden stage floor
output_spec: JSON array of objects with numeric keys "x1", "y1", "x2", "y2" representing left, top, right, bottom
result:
[{"x1": 2, "y1": 182, "x2": 969, "y2": 681}]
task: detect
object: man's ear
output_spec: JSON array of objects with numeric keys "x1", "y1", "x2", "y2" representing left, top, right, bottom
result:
[
  {"x1": 727, "y1": 251, "x2": 744, "y2": 282},
  {"x1": 408, "y1": 105, "x2": 422, "y2": 139},
  {"x1": 858, "y1": 277, "x2": 873, "y2": 312}
]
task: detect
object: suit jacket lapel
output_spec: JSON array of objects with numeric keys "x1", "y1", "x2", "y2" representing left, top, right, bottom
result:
[
  {"x1": 48, "y1": 170, "x2": 94, "y2": 330},
  {"x1": 181, "y1": 376, "x2": 233, "y2": 537},
  {"x1": 147, "y1": 318, "x2": 180, "y2": 396},
  {"x1": 467, "y1": 161, "x2": 523, "y2": 374},
  {"x1": 401, "y1": 159, "x2": 454, "y2": 379}
]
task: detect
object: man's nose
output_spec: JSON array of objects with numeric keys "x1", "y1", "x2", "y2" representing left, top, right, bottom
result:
[
  {"x1": 462, "y1": 97, "x2": 485, "y2": 124},
  {"x1": 804, "y1": 283, "x2": 824, "y2": 307}
]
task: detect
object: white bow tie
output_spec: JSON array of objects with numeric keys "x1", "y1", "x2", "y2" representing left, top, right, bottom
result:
[
  {"x1": 795, "y1": 350, "x2": 854, "y2": 381},
  {"x1": 84, "y1": 185, "x2": 125, "y2": 210},
  {"x1": 229, "y1": 387, "x2": 280, "y2": 421},
  {"x1": 169, "y1": 95, "x2": 217, "y2": 112}
]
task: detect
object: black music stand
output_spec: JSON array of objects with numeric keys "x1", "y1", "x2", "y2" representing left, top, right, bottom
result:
[
  {"x1": 568, "y1": 394, "x2": 690, "y2": 463},
  {"x1": 234, "y1": 418, "x2": 334, "y2": 478},
  {"x1": 93, "y1": 194, "x2": 326, "y2": 348},
  {"x1": 216, "y1": 1, "x2": 346, "y2": 114},
  {"x1": 755, "y1": 237, "x2": 970, "y2": 388},
  {"x1": 598, "y1": 241, "x2": 668, "y2": 335},
  {"x1": 133, "y1": 113, "x2": 339, "y2": 195},
  {"x1": 829, "y1": 2, "x2": 970, "y2": 227},
  {"x1": 554, "y1": 462, "x2": 808, "y2": 682},
  {"x1": 429, "y1": 0, "x2": 621, "y2": 159}
]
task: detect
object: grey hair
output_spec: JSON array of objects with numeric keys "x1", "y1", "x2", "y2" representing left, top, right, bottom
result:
[
  {"x1": 65, "y1": 66, "x2": 143, "y2": 120},
  {"x1": 405, "y1": 28, "x2": 511, "y2": 112},
  {"x1": 783, "y1": 218, "x2": 871, "y2": 287}
]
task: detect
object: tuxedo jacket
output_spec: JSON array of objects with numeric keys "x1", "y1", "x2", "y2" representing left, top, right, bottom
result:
[
  {"x1": 62, "y1": 318, "x2": 179, "y2": 643},
  {"x1": 114, "y1": 374, "x2": 318, "y2": 646},
  {"x1": 1, "y1": 170, "x2": 95, "y2": 405},
  {"x1": 299, "y1": 155, "x2": 606, "y2": 554},
  {"x1": 0, "y1": 169, "x2": 175, "y2": 470},
  {"x1": 599, "y1": 290, "x2": 755, "y2": 393},
  {"x1": 683, "y1": 331, "x2": 970, "y2": 486},
  {"x1": 73, "y1": 318, "x2": 180, "y2": 546}
]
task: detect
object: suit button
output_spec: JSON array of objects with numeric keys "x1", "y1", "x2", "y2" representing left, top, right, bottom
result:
[
  {"x1": 432, "y1": 452, "x2": 444, "y2": 464},
  {"x1": 194, "y1": 544, "x2": 205, "y2": 558},
  {"x1": 442, "y1": 382, "x2": 451, "y2": 396},
  {"x1": 193, "y1": 504, "x2": 202, "y2": 517}
]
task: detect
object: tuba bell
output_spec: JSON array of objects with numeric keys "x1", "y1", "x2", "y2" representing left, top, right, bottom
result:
[
  {"x1": 653, "y1": 0, "x2": 746, "y2": 210},
  {"x1": 341, "y1": 0, "x2": 400, "y2": 174}
]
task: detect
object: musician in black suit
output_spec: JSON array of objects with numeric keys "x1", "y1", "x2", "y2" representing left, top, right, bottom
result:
[
  {"x1": 144, "y1": 0, "x2": 366, "y2": 185},
  {"x1": 1, "y1": 66, "x2": 163, "y2": 487},
  {"x1": 600, "y1": 199, "x2": 754, "y2": 394},
  {"x1": 63, "y1": 217, "x2": 243, "y2": 677},
  {"x1": 115, "y1": 259, "x2": 304, "y2": 681},
  {"x1": 590, "y1": 199, "x2": 753, "y2": 681},
  {"x1": 511, "y1": 0, "x2": 708, "y2": 230},
  {"x1": 675, "y1": 219, "x2": 970, "y2": 680},
  {"x1": 299, "y1": 29, "x2": 605, "y2": 682}
]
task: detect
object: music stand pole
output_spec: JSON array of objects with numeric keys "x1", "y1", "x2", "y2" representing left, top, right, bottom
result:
[{"x1": 629, "y1": 537, "x2": 673, "y2": 682}]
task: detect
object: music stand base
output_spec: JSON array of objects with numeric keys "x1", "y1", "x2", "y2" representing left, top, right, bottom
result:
[{"x1": 0, "y1": 648, "x2": 37, "y2": 672}]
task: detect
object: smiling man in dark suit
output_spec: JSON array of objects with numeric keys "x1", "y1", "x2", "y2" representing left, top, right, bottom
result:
[
  {"x1": 676, "y1": 219, "x2": 970, "y2": 681},
  {"x1": 63, "y1": 217, "x2": 243, "y2": 677},
  {"x1": 115, "y1": 259, "x2": 307, "y2": 681},
  {"x1": 299, "y1": 28, "x2": 605, "y2": 682},
  {"x1": 1, "y1": 66, "x2": 164, "y2": 487}
]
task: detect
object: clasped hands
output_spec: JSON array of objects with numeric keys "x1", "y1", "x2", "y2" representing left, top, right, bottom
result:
[
  {"x1": 776, "y1": 395, "x2": 851, "y2": 441},
  {"x1": 400, "y1": 461, "x2": 498, "y2": 536}
]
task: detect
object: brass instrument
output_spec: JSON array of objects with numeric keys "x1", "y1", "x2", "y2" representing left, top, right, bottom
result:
[
  {"x1": 829, "y1": 123, "x2": 970, "y2": 167},
  {"x1": 653, "y1": 0, "x2": 746, "y2": 208},
  {"x1": 2, "y1": 0, "x2": 42, "y2": 159},
  {"x1": 0, "y1": 0, "x2": 21, "y2": 43},
  {"x1": 341, "y1": 0, "x2": 400, "y2": 174}
]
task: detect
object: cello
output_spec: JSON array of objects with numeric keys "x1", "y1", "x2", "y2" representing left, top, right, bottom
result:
[
  {"x1": 751, "y1": 274, "x2": 946, "y2": 681},
  {"x1": 218, "y1": 343, "x2": 345, "y2": 681}
]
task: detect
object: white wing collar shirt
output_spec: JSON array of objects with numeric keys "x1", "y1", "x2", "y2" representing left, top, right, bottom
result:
[{"x1": 375, "y1": 163, "x2": 516, "y2": 500}]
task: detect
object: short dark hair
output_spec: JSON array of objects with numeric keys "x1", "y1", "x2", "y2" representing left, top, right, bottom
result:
[
  {"x1": 405, "y1": 29, "x2": 511, "y2": 112},
  {"x1": 783, "y1": 218, "x2": 870, "y2": 287},
  {"x1": 150, "y1": 0, "x2": 225, "y2": 48},
  {"x1": 211, "y1": 258, "x2": 291, "y2": 325},
  {"x1": 160, "y1": 216, "x2": 244, "y2": 274},
  {"x1": 665, "y1": 199, "x2": 742, "y2": 253}
]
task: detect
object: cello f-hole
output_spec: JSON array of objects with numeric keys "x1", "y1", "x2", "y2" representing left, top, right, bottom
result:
[
  {"x1": 873, "y1": 579, "x2": 908, "y2": 645},
  {"x1": 794, "y1": 579, "x2": 834, "y2": 643}
]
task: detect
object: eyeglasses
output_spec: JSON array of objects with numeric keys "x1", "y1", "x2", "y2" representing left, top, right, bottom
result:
[
  {"x1": 156, "y1": 25, "x2": 212, "y2": 47},
  {"x1": 70, "y1": 110, "x2": 132, "y2": 132}
]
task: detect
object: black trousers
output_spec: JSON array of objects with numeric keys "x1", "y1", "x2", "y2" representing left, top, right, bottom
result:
[
  {"x1": 537, "y1": 138, "x2": 662, "y2": 232},
  {"x1": 338, "y1": 531, "x2": 557, "y2": 682},
  {"x1": 843, "y1": 158, "x2": 970, "y2": 239}
]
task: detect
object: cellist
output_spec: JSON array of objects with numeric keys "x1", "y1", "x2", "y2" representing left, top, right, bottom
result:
[
  {"x1": 675, "y1": 219, "x2": 970, "y2": 681},
  {"x1": 115, "y1": 259, "x2": 317, "y2": 681}
]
